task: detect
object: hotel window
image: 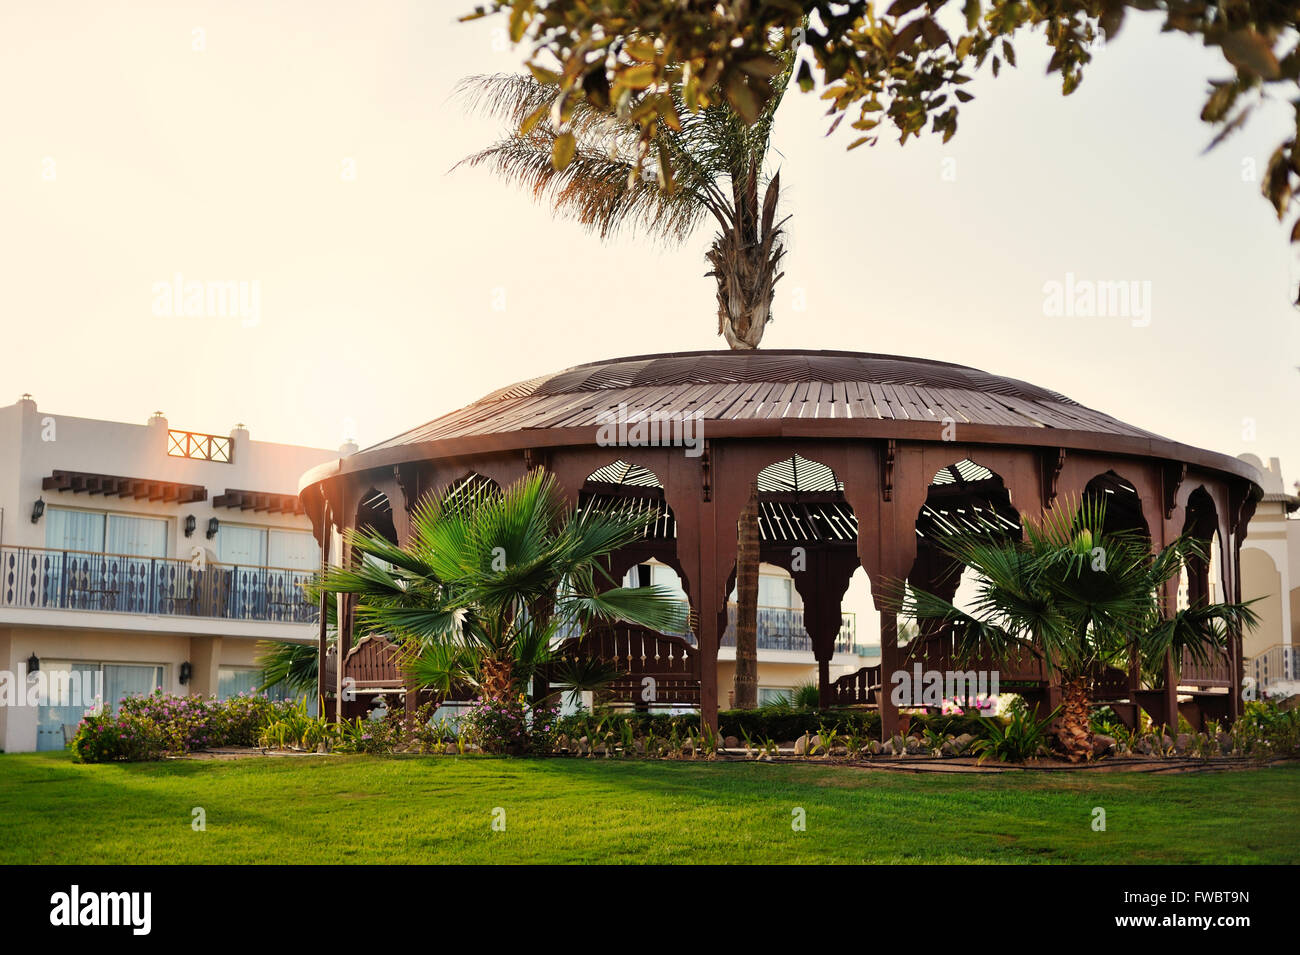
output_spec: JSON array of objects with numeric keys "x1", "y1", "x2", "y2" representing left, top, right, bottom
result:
[
  {"x1": 268, "y1": 529, "x2": 319, "y2": 569},
  {"x1": 217, "y1": 524, "x2": 319, "y2": 569},
  {"x1": 758, "y1": 687, "x2": 792, "y2": 706},
  {"x1": 758, "y1": 574, "x2": 794, "y2": 609},
  {"x1": 45, "y1": 508, "x2": 167, "y2": 558},
  {"x1": 218, "y1": 667, "x2": 315, "y2": 712}
]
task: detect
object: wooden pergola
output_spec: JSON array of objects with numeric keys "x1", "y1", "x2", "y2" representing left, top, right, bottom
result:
[{"x1": 299, "y1": 349, "x2": 1262, "y2": 740}]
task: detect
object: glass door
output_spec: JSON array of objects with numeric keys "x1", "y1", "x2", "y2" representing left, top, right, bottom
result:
[{"x1": 35, "y1": 662, "x2": 100, "y2": 751}]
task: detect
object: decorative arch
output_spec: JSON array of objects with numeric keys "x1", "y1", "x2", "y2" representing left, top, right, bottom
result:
[
  {"x1": 1181, "y1": 486, "x2": 1221, "y2": 607},
  {"x1": 576, "y1": 458, "x2": 681, "y2": 589},
  {"x1": 354, "y1": 487, "x2": 398, "y2": 546},
  {"x1": 1082, "y1": 470, "x2": 1150, "y2": 540},
  {"x1": 746, "y1": 453, "x2": 863, "y2": 706},
  {"x1": 439, "y1": 472, "x2": 502, "y2": 510}
]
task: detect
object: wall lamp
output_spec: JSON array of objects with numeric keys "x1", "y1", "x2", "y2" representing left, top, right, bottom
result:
[
  {"x1": 31, "y1": 499, "x2": 45, "y2": 523},
  {"x1": 27, "y1": 652, "x2": 39, "y2": 674},
  {"x1": 206, "y1": 517, "x2": 220, "y2": 540},
  {"x1": 179, "y1": 662, "x2": 192, "y2": 685},
  {"x1": 184, "y1": 515, "x2": 197, "y2": 538}
]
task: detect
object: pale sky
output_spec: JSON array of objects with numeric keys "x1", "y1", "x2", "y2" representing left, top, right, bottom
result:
[{"x1": 2, "y1": 1, "x2": 1297, "y2": 496}]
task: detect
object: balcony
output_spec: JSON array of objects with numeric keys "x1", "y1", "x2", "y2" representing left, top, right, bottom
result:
[
  {"x1": 0, "y1": 546, "x2": 317, "y2": 624},
  {"x1": 721, "y1": 605, "x2": 861, "y2": 655}
]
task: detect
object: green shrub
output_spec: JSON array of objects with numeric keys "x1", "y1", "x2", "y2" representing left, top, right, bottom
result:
[
  {"x1": 969, "y1": 707, "x2": 1056, "y2": 763},
  {"x1": 791, "y1": 682, "x2": 821, "y2": 709},
  {"x1": 909, "y1": 713, "x2": 996, "y2": 739},
  {"x1": 71, "y1": 711, "x2": 167, "y2": 763},
  {"x1": 1234, "y1": 700, "x2": 1300, "y2": 756}
]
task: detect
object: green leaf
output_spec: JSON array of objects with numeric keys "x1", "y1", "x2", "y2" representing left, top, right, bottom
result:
[
  {"x1": 519, "y1": 101, "x2": 549, "y2": 135},
  {"x1": 619, "y1": 63, "x2": 659, "y2": 90},
  {"x1": 528, "y1": 64, "x2": 559, "y2": 86},
  {"x1": 725, "y1": 71, "x2": 761, "y2": 124},
  {"x1": 552, "y1": 131, "x2": 576, "y2": 170}
]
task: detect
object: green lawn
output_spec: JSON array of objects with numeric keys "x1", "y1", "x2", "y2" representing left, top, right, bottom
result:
[{"x1": 2, "y1": 752, "x2": 1297, "y2": 864}]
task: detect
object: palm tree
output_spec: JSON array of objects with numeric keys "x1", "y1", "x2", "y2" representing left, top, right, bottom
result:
[
  {"x1": 319, "y1": 469, "x2": 688, "y2": 706},
  {"x1": 900, "y1": 497, "x2": 1258, "y2": 762},
  {"x1": 456, "y1": 55, "x2": 795, "y2": 710},
  {"x1": 455, "y1": 59, "x2": 791, "y2": 349}
]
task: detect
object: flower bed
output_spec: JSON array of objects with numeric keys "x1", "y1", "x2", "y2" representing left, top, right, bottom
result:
[{"x1": 72, "y1": 692, "x2": 297, "y2": 762}]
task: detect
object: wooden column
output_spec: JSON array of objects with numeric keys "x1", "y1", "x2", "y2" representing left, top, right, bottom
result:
[
  {"x1": 330, "y1": 481, "x2": 357, "y2": 722},
  {"x1": 316, "y1": 499, "x2": 331, "y2": 718},
  {"x1": 1159, "y1": 574, "x2": 1181, "y2": 731},
  {"x1": 879, "y1": 609, "x2": 901, "y2": 741}
]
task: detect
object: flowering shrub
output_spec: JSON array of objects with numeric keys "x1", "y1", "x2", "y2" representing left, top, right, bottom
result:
[
  {"x1": 73, "y1": 691, "x2": 298, "y2": 762},
  {"x1": 71, "y1": 711, "x2": 167, "y2": 763},
  {"x1": 117, "y1": 691, "x2": 293, "y2": 753},
  {"x1": 462, "y1": 697, "x2": 560, "y2": 755}
]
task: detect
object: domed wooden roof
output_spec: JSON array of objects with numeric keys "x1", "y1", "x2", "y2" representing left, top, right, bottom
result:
[
  {"x1": 368, "y1": 349, "x2": 1154, "y2": 446},
  {"x1": 301, "y1": 350, "x2": 1259, "y2": 487}
]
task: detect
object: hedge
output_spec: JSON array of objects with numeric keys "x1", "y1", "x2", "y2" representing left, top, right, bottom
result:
[{"x1": 556, "y1": 708, "x2": 1001, "y2": 742}]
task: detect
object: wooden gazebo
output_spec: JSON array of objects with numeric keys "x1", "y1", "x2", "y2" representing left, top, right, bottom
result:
[{"x1": 299, "y1": 349, "x2": 1262, "y2": 739}]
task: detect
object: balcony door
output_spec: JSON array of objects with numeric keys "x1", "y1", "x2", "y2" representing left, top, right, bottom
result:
[
  {"x1": 44, "y1": 510, "x2": 167, "y2": 610},
  {"x1": 217, "y1": 524, "x2": 268, "y2": 566}
]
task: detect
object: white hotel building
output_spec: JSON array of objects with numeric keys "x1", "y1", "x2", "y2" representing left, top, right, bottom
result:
[{"x1": 0, "y1": 396, "x2": 337, "y2": 752}]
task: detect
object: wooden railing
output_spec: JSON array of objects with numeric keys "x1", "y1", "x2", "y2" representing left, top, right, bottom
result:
[
  {"x1": 1178, "y1": 646, "x2": 1235, "y2": 688},
  {"x1": 549, "y1": 622, "x2": 701, "y2": 706},
  {"x1": 832, "y1": 664, "x2": 882, "y2": 707},
  {"x1": 0, "y1": 545, "x2": 316, "y2": 624},
  {"x1": 900, "y1": 628, "x2": 1046, "y2": 683}
]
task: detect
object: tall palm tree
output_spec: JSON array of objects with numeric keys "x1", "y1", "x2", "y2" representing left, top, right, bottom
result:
[
  {"x1": 457, "y1": 57, "x2": 795, "y2": 709},
  {"x1": 900, "y1": 497, "x2": 1258, "y2": 762},
  {"x1": 455, "y1": 59, "x2": 791, "y2": 349},
  {"x1": 319, "y1": 470, "x2": 688, "y2": 705}
]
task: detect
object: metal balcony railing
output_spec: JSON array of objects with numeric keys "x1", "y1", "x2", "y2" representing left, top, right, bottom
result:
[
  {"x1": 721, "y1": 604, "x2": 860, "y2": 654},
  {"x1": 1246, "y1": 644, "x2": 1299, "y2": 696},
  {"x1": 0, "y1": 545, "x2": 316, "y2": 624}
]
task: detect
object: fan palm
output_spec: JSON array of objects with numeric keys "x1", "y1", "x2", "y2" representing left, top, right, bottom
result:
[
  {"x1": 319, "y1": 469, "x2": 688, "y2": 706},
  {"x1": 900, "y1": 497, "x2": 1258, "y2": 762}
]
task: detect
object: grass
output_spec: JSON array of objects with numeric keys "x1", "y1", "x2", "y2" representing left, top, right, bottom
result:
[{"x1": 2, "y1": 752, "x2": 1297, "y2": 864}]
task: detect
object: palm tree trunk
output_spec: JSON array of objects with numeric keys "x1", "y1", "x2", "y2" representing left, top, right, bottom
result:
[
  {"x1": 481, "y1": 656, "x2": 515, "y2": 704},
  {"x1": 707, "y1": 166, "x2": 785, "y2": 349},
  {"x1": 1058, "y1": 676, "x2": 1093, "y2": 762},
  {"x1": 733, "y1": 482, "x2": 760, "y2": 710}
]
